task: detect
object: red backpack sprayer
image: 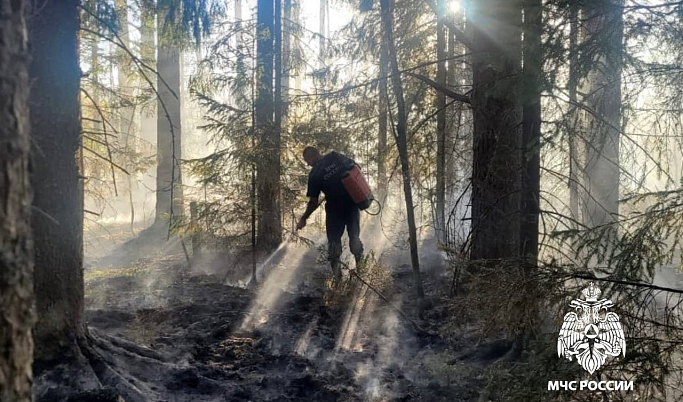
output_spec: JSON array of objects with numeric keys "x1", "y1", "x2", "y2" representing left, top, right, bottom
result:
[{"x1": 341, "y1": 164, "x2": 376, "y2": 212}]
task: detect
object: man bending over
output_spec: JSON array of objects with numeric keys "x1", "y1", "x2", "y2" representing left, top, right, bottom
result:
[{"x1": 296, "y1": 146, "x2": 364, "y2": 282}]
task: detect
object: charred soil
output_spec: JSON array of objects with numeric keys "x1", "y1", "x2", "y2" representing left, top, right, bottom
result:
[{"x1": 39, "y1": 232, "x2": 492, "y2": 401}]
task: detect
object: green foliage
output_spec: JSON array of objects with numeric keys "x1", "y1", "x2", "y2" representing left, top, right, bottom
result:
[{"x1": 158, "y1": 0, "x2": 225, "y2": 47}]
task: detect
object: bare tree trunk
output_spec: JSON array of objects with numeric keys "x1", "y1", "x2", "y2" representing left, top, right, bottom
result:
[
  {"x1": 235, "y1": 0, "x2": 247, "y2": 107},
  {"x1": 444, "y1": 10, "x2": 463, "y2": 244},
  {"x1": 235, "y1": 0, "x2": 257, "y2": 280},
  {"x1": 568, "y1": 0, "x2": 580, "y2": 228},
  {"x1": 435, "y1": 0, "x2": 447, "y2": 241},
  {"x1": 256, "y1": 0, "x2": 282, "y2": 249},
  {"x1": 116, "y1": 0, "x2": 137, "y2": 233},
  {"x1": 380, "y1": 0, "x2": 424, "y2": 301},
  {"x1": 445, "y1": 11, "x2": 457, "y2": 202},
  {"x1": 155, "y1": 6, "x2": 183, "y2": 224},
  {"x1": 29, "y1": 0, "x2": 85, "y2": 364},
  {"x1": 319, "y1": 0, "x2": 326, "y2": 62},
  {"x1": 467, "y1": 0, "x2": 522, "y2": 261},
  {"x1": 283, "y1": 0, "x2": 291, "y2": 119},
  {"x1": 518, "y1": 0, "x2": 542, "y2": 351},
  {"x1": 447, "y1": 20, "x2": 456, "y2": 94},
  {"x1": 139, "y1": 5, "x2": 156, "y2": 223},
  {"x1": 580, "y1": 0, "x2": 622, "y2": 230},
  {"x1": 377, "y1": 40, "x2": 389, "y2": 199},
  {"x1": 236, "y1": 0, "x2": 244, "y2": 61},
  {"x1": 275, "y1": 0, "x2": 283, "y2": 232},
  {"x1": 520, "y1": 0, "x2": 541, "y2": 264},
  {"x1": 293, "y1": 0, "x2": 302, "y2": 92},
  {"x1": 0, "y1": 1, "x2": 34, "y2": 400}
]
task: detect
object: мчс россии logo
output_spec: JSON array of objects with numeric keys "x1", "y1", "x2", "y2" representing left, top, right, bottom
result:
[{"x1": 557, "y1": 282, "x2": 626, "y2": 375}]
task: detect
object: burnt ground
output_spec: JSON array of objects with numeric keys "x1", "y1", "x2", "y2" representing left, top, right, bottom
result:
[{"x1": 45, "y1": 222, "x2": 502, "y2": 402}]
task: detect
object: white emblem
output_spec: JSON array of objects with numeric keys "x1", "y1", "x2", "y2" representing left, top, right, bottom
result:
[{"x1": 557, "y1": 282, "x2": 626, "y2": 374}]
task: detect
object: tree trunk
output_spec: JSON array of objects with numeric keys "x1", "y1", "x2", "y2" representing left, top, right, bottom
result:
[
  {"x1": 139, "y1": 5, "x2": 156, "y2": 224},
  {"x1": 293, "y1": 0, "x2": 302, "y2": 91},
  {"x1": 235, "y1": 0, "x2": 246, "y2": 98},
  {"x1": 517, "y1": 0, "x2": 542, "y2": 351},
  {"x1": 443, "y1": 11, "x2": 460, "y2": 244},
  {"x1": 435, "y1": 0, "x2": 447, "y2": 241},
  {"x1": 140, "y1": 5, "x2": 156, "y2": 99},
  {"x1": 275, "y1": 0, "x2": 283, "y2": 233},
  {"x1": 447, "y1": 20, "x2": 456, "y2": 92},
  {"x1": 520, "y1": 0, "x2": 541, "y2": 264},
  {"x1": 467, "y1": 0, "x2": 522, "y2": 261},
  {"x1": 380, "y1": 0, "x2": 424, "y2": 301},
  {"x1": 0, "y1": 0, "x2": 34, "y2": 400},
  {"x1": 568, "y1": 0, "x2": 580, "y2": 228},
  {"x1": 283, "y1": 0, "x2": 291, "y2": 119},
  {"x1": 116, "y1": 0, "x2": 137, "y2": 232},
  {"x1": 29, "y1": 0, "x2": 85, "y2": 365},
  {"x1": 155, "y1": 6, "x2": 183, "y2": 223},
  {"x1": 256, "y1": 0, "x2": 282, "y2": 249},
  {"x1": 377, "y1": 39, "x2": 389, "y2": 199},
  {"x1": 115, "y1": 0, "x2": 132, "y2": 141},
  {"x1": 580, "y1": 0, "x2": 622, "y2": 230},
  {"x1": 319, "y1": 0, "x2": 326, "y2": 61},
  {"x1": 236, "y1": 0, "x2": 242, "y2": 22},
  {"x1": 445, "y1": 7, "x2": 464, "y2": 243}
]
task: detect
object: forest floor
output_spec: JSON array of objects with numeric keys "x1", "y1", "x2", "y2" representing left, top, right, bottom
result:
[{"x1": 62, "y1": 221, "x2": 512, "y2": 402}]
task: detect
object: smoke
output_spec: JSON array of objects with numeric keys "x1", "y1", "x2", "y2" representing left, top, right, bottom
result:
[
  {"x1": 238, "y1": 236, "x2": 324, "y2": 331},
  {"x1": 295, "y1": 317, "x2": 321, "y2": 358},
  {"x1": 348, "y1": 297, "x2": 404, "y2": 401},
  {"x1": 335, "y1": 285, "x2": 373, "y2": 352}
]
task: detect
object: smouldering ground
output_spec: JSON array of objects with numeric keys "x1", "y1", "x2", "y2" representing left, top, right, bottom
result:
[{"x1": 79, "y1": 224, "x2": 494, "y2": 401}]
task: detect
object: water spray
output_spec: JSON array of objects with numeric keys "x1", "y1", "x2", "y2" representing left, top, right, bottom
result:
[{"x1": 245, "y1": 230, "x2": 317, "y2": 288}]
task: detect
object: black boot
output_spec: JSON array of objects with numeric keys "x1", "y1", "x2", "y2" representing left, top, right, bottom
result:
[
  {"x1": 354, "y1": 255, "x2": 363, "y2": 271},
  {"x1": 331, "y1": 259, "x2": 342, "y2": 284}
]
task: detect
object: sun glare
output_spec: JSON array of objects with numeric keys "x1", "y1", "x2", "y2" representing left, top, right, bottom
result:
[{"x1": 449, "y1": 0, "x2": 460, "y2": 14}]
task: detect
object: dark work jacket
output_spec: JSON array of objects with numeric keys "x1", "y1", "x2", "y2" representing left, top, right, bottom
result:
[{"x1": 306, "y1": 152, "x2": 356, "y2": 209}]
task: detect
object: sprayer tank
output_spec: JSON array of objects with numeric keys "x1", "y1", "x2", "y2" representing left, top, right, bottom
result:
[{"x1": 342, "y1": 165, "x2": 374, "y2": 210}]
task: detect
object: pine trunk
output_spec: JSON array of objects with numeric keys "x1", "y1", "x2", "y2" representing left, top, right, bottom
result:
[
  {"x1": 256, "y1": 0, "x2": 282, "y2": 249},
  {"x1": 380, "y1": 0, "x2": 424, "y2": 301},
  {"x1": 0, "y1": 0, "x2": 34, "y2": 399},
  {"x1": 568, "y1": 0, "x2": 580, "y2": 228},
  {"x1": 445, "y1": 8, "x2": 463, "y2": 242},
  {"x1": 275, "y1": 0, "x2": 283, "y2": 233},
  {"x1": 156, "y1": 7, "x2": 183, "y2": 223},
  {"x1": 467, "y1": 0, "x2": 523, "y2": 261},
  {"x1": 435, "y1": 0, "x2": 447, "y2": 241},
  {"x1": 319, "y1": 0, "x2": 326, "y2": 61},
  {"x1": 139, "y1": 5, "x2": 156, "y2": 223},
  {"x1": 520, "y1": 0, "x2": 542, "y2": 264},
  {"x1": 29, "y1": 0, "x2": 85, "y2": 365},
  {"x1": 283, "y1": 0, "x2": 291, "y2": 119},
  {"x1": 293, "y1": 0, "x2": 302, "y2": 91},
  {"x1": 116, "y1": 0, "x2": 136, "y2": 231},
  {"x1": 580, "y1": 0, "x2": 622, "y2": 230},
  {"x1": 377, "y1": 40, "x2": 389, "y2": 199}
]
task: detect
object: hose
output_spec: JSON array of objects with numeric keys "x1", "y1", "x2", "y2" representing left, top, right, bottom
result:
[{"x1": 363, "y1": 198, "x2": 382, "y2": 216}]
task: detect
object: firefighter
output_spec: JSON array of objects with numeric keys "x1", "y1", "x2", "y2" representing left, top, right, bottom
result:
[{"x1": 296, "y1": 146, "x2": 364, "y2": 282}]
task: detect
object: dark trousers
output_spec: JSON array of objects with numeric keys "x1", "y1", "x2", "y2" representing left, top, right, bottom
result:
[{"x1": 326, "y1": 202, "x2": 364, "y2": 275}]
